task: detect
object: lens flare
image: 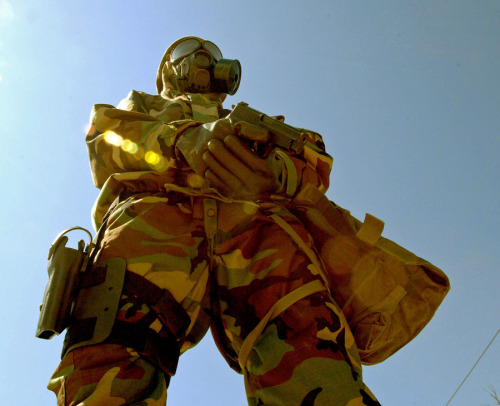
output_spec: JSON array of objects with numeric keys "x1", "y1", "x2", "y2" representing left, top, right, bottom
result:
[
  {"x1": 242, "y1": 203, "x2": 258, "y2": 215},
  {"x1": 145, "y1": 151, "x2": 161, "y2": 165},
  {"x1": 187, "y1": 173, "x2": 206, "y2": 188},
  {"x1": 122, "y1": 139, "x2": 139, "y2": 154},
  {"x1": 104, "y1": 132, "x2": 168, "y2": 170},
  {"x1": 103, "y1": 131, "x2": 123, "y2": 146}
]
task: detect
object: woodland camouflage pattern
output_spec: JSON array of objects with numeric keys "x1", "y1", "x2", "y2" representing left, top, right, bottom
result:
[
  {"x1": 48, "y1": 344, "x2": 168, "y2": 405},
  {"x1": 48, "y1": 37, "x2": 381, "y2": 405}
]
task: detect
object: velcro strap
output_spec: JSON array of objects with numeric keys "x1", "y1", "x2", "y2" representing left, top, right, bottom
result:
[
  {"x1": 108, "y1": 320, "x2": 181, "y2": 375},
  {"x1": 79, "y1": 265, "x2": 107, "y2": 288},
  {"x1": 275, "y1": 150, "x2": 298, "y2": 197},
  {"x1": 79, "y1": 268, "x2": 191, "y2": 340},
  {"x1": 356, "y1": 213, "x2": 384, "y2": 246},
  {"x1": 124, "y1": 272, "x2": 191, "y2": 340}
]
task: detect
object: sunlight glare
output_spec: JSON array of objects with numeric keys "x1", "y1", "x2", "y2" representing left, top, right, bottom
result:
[
  {"x1": 122, "y1": 139, "x2": 139, "y2": 154},
  {"x1": 145, "y1": 151, "x2": 160, "y2": 165},
  {"x1": 103, "y1": 131, "x2": 123, "y2": 146},
  {"x1": 187, "y1": 173, "x2": 205, "y2": 188}
]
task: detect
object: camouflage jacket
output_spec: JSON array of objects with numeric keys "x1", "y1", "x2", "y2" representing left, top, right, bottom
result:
[{"x1": 86, "y1": 90, "x2": 333, "y2": 230}]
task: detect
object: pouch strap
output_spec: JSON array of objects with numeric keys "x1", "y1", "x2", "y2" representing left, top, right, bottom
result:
[
  {"x1": 236, "y1": 213, "x2": 331, "y2": 371},
  {"x1": 124, "y1": 272, "x2": 191, "y2": 340},
  {"x1": 270, "y1": 213, "x2": 330, "y2": 289},
  {"x1": 275, "y1": 150, "x2": 298, "y2": 197},
  {"x1": 356, "y1": 213, "x2": 384, "y2": 246},
  {"x1": 107, "y1": 319, "x2": 181, "y2": 376},
  {"x1": 238, "y1": 279, "x2": 326, "y2": 372},
  {"x1": 65, "y1": 317, "x2": 181, "y2": 376},
  {"x1": 78, "y1": 267, "x2": 190, "y2": 340},
  {"x1": 64, "y1": 264, "x2": 190, "y2": 375}
]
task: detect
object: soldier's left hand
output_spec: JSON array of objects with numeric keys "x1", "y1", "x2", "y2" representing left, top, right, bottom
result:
[{"x1": 202, "y1": 135, "x2": 281, "y2": 199}]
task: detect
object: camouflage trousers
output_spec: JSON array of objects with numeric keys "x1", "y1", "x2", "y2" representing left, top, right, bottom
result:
[{"x1": 48, "y1": 193, "x2": 380, "y2": 405}]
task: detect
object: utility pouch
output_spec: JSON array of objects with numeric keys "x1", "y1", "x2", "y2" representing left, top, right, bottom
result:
[
  {"x1": 291, "y1": 184, "x2": 450, "y2": 364},
  {"x1": 36, "y1": 227, "x2": 94, "y2": 339}
]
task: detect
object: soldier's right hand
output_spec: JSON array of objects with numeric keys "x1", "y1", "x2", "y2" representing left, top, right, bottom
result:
[{"x1": 176, "y1": 118, "x2": 270, "y2": 176}]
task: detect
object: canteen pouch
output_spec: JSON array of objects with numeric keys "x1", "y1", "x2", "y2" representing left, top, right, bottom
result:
[{"x1": 36, "y1": 227, "x2": 93, "y2": 339}]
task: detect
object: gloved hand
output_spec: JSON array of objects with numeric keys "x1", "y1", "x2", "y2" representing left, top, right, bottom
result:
[
  {"x1": 202, "y1": 135, "x2": 282, "y2": 199},
  {"x1": 176, "y1": 119, "x2": 270, "y2": 176}
]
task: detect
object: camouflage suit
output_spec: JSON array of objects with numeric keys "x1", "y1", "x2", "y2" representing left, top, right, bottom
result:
[{"x1": 48, "y1": 39, "x2": 380, "y2": 406}]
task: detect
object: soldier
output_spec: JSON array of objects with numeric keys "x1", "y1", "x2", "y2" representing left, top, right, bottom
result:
[{"x1": 47, "y1": 36, "x2": 380, "y2": 405}]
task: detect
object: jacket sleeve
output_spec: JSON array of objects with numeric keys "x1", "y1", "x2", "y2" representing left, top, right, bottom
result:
[
  {"x1": 86, "y1": 91, "x2": 197, "y2": 188},
  {"x1": 274, "y1": 130, "x2": 333, "y2": 197}
]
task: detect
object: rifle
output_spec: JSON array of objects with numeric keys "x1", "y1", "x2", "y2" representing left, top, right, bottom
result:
[{"x1": 226, "y1": 102, "x2": 307, "y2": 155}]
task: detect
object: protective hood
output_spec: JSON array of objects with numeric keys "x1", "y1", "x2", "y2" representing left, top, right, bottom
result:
[{"x1": 156, "y1": 36, "x2": 227, "y2": 107}]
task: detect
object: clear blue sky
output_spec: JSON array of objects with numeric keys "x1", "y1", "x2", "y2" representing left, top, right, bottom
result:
[{"x1": 1, "y1": 1, "x2": 498, "y2": 405}]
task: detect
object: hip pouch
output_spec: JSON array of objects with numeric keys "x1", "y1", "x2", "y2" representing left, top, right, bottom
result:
[{"x1": 291, "y1": 184, "x2": 450, "y2": 365}]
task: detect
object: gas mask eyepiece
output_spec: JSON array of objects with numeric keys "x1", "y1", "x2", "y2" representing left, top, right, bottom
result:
[{"x1": 171, "y1": 38, "x2": 223, "y2": 64}]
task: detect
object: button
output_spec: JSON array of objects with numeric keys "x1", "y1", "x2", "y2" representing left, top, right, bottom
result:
[{"x1": 206, "y1": 208, "x2": 216, "y2": 217}]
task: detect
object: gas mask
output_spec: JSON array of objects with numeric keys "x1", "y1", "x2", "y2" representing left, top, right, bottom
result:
[{"x1": 170, "y1": 38, "x2": 241, "y2": 95}]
